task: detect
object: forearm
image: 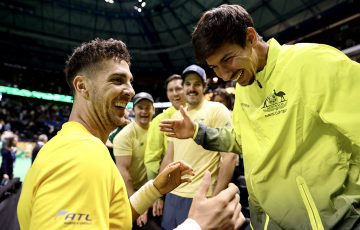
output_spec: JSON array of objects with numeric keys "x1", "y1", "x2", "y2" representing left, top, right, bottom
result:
[
  {"x1": 119, "y1": 167, "x2": 135, "y2": 196},
  {"x1": 213, "y1": 153, "x2": 237, "y2": 196},
  {"x1": 194, "y1": 123, "x2": 242, "y2": 154},
  {"x1": 130, "y1": 180, "x2": 162, "y2": 221}
]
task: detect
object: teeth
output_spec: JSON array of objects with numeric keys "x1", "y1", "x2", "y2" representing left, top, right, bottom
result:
[
  {"x1": 235, "y1": 70, "x2": 244, "y2": 81},
  {"x1": 115, "y1": 101, "x2": 127, "y2": 107}
]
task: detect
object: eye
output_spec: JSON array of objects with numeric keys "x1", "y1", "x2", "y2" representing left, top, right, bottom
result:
[
  {"x1": 224, "y1": 56, "x2": 233, "y2": 63},
  {"x1": 113, "y1": 79, "x2": 123, "y2": 84}
]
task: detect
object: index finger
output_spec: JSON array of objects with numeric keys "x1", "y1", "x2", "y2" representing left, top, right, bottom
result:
[{"x1": 159, "y1": 118, "x2": 178, "y2": 127}]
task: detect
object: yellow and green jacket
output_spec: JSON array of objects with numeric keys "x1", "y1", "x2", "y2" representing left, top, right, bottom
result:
[
  {"x1": 195, "y1": 39, "x2": 360, "y2": 229},
  {"x1": 145, "y1": 106, "x2": 177, "y2": 179}
]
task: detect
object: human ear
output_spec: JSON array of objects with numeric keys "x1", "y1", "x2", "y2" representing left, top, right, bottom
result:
[
  {"x1": 246, "y1": 27, "x2": 257, "y2": 46},
  {"x1": 73, "y1": 75, "x2": 89, "y2": 99}
]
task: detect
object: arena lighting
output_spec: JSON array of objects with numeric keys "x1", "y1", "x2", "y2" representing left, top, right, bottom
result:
[
  {"x1": 0, "y1": 86, "x2": 171, "y2": 108},
  {"x1": 104, "y1": 0, "x2": 114, "y2": 4},
  {"x1": 134, "y1": 0, "x2": 146, "y2": 13},
  {"x1": 0, "y1": 86, "x2": 73, "y2": 103}
]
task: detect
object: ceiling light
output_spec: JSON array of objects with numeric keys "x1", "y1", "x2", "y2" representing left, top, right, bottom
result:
[{"x1": 141, "y1": 2, "x2": 146, "y2": 7}]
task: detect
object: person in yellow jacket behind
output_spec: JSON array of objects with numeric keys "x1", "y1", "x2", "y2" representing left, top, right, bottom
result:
[
  {"x1": 144, "y1": 74, "x2": 186, "y2": 218},
  {"x1": 160, "y1": 4, "x2": 360, "y2": 230}
]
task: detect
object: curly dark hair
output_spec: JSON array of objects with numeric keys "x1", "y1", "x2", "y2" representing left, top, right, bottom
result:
[
  {"x1": 192, "y1": 4, "x2": 254, "y2": 64},
  {"x1": 64, "y1": 38, "x2": 131, "y2": 94}
]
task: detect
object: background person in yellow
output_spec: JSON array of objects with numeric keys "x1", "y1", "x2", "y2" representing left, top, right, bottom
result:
[
  {"x1": 144, "y1": 74, "x2": 186, "y2": 217},
  {"x1": 113, "y1": 91, "x2": 156, "y2": 228},
  {"x1": 17, "y1": 38, "x2": 245, "y2": 230},
  {"x1": 160, "y1": 4, "x2": 360, "y2": 230},
  {"x1": 160, "y1": 64, "x2": 237, "y2": 230}
]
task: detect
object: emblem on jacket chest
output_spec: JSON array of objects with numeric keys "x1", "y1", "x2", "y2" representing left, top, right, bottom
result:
[{"x1": 262, "y1": 89, "x2": 288, "y2": 117}]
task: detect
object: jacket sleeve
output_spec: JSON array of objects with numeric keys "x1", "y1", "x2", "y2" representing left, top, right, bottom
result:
[
  {"x1": 316, "y1": 51, "x2": 360, "y2": 147},
  {"x1": 144, "y1": 116, "x2": 166, "y2": 180},
  {"x1": 194, "y1": 123, "x2": 242, "y2": 155}
]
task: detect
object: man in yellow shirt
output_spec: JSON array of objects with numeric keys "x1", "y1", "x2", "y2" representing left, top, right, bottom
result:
[
  {"x1": 160, "y1": 65, "x2": 237, "y2": 229},
  {"x1": 17, "y1": 38, "x2": 245, "y2": 230},
  {"x1": 114, "y1": 91, "x2": 155, "y2": 227},
  {"x1": 144, "y1": 74, "x2": 186, "y2": 217}
]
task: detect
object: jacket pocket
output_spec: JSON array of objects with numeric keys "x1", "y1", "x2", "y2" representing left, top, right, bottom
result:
[{"x1": 296, "y1": 176, "x2": 324, "y2": 230}]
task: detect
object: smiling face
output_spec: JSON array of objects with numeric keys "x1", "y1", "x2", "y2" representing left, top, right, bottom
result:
[
  {"x1": 183, "y1": 73, "x2": 205, "y2": 107},
  {"x1": 206, "y1": 42, "x2": 257, "y2": 86},
  {"x1": 166, "y1": 78, "x2": 186, "y2": 110},
  {"x1": 87, "y1": 59, "x2": 135, "y2": 129},
  {"x1": 133, "y1": 99, "x2": 154, "y2": 129}
]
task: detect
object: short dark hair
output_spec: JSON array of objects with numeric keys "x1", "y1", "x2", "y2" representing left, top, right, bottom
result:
[
  {"x1": 64, "y1": 38, "x2": 131, "y2": 94},
  {"x1": 192, "y1": 4, "x2": 254, "y2": 64},
  {"x1": 165, "y1": 74, "x2": 182, "y2": 88}
]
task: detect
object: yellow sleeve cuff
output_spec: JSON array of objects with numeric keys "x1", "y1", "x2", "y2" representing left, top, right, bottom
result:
[{"x1": 192, "y1": 123, "x2": 199, "y2": 140}]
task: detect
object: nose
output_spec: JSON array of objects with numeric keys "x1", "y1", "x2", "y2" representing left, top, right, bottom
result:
[
  {"x1": 127, "y1": 83, "x2": 135, "y2": 98},
  {"x1": 189, "y1": 84, "x2": 196, "y2": 91}
]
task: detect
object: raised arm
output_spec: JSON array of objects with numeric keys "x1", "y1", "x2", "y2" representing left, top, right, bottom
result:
[{"x1": 160, "y1": 106, "x2": 242, "y2": 154}]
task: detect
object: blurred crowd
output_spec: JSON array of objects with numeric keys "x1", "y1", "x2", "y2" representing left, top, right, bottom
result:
[{"x1": 0, "y1": 95, "x2": 70, "y2": 142}]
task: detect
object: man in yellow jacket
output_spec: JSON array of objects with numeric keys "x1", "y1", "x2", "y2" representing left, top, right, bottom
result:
[
  {"x1": 144, "y1": 74, "x2": 186, "y2": 217},
  {"x1": 160, "y1": 4, "x2": 360, "y2": 230}
]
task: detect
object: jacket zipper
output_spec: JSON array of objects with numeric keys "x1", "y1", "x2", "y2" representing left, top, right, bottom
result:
[{"x1": 296, "y1": 176, "x2": 324, "y2": 230}]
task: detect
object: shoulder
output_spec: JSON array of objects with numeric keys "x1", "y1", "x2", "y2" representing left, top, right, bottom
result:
[
  {"x1": 282, "y1": 43, "x2": 348, "y2": 65},
  {"x1": 113, "y1": 122, "x2": 135, "y2": 141},
  {"x1": 206, "y1": 101, "x2": 231, "y2": 114}
]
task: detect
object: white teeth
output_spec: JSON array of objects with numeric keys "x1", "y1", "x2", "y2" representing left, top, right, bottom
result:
[
  {"x1": 115, "y1": 102, "x2": 127, "y2": 107},
  {"x1": 235, "y1": 70, "x2": 244, "y2": 81}
]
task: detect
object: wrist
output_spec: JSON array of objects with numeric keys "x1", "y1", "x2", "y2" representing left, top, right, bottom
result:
[
  {"x1": 192, "y1": 122, "x2": 199, "y2": 140},
  {"x1": 130, "y1": 180, "x2": 162, "y2": 215}
]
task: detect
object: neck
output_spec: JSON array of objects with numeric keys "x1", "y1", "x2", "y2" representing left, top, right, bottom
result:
[
  {"x1": 187, "y1": 99, "x2": 204, "y2": 111},
  {"x1": 136, "y1": 121, "x2": 149, "y2": 130},
  {"x1": 256, "y1": 41, "x2": 269, "y2": 72},
  {"x1": 69, "y1": 101, "x2": 112, "y2": 144}
]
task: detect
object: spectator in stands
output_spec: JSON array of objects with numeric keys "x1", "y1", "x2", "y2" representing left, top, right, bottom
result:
[
  {"x1": 160, "y1": 4, "x2": 360, "y2": 229},
  {"x1": 1, "y1": 131, "x2": 17, "y2": 183},
  {"x1": 31, "y1": 134, "x2": 48, "y2": 164},
  {"x1": 113, "y1": 92, "x2": 156, "y2": 228},
  {"x1": 211, "y1": 88, "x2": 233, "y2": 111},
  {"x1": 17, "y1": 38, "x2": 245, "y2": 230},
  {"x1": 160, "y1": 64, "x2": 237, "y2": 230},
  {"x1": 144, "y1": 74, "x2": 187, "y2": 219}
]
